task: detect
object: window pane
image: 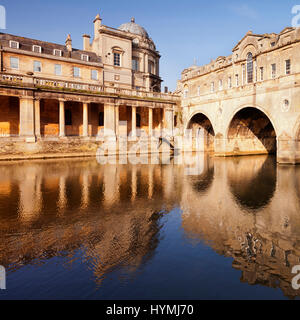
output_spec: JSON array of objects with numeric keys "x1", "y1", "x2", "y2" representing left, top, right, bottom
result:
[
  {"x1": 55, "y1": 64, "x2": 62, "y2": 76},
  {"x1": 74, "y1": 67, "x2": 80, "y2": 77},
  {"x1": 286, "y1": 60, "x2": 291, "y2": 75},
  {"x1": 10, "y1": 57, "x2": 19, "y2": 69},
  {"x1": 132, "y1": 59, "x2": 139, "y2": 71},
  {"x1": 34, "y1": 61, "x2": 42, "y2": 72},
  {"x1": 271, "y1": 64, "x2": 276, "y2": 78},
  {"x1": 114, "y1": 53, "x2": 120, "y2": 66},
  {"x1": 91, "y1": 70, "x2": 98, "y2": 80},
  {"x1": 247, "y1": 53, "x2": 253, "y2": 83}
]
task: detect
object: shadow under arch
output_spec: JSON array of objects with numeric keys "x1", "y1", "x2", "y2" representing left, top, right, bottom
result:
[
  {"x1": 227, "y1": 107, "x2": 277, "y2": 155},
  {"x1": 187, "y1": 112, "x2": 215, "y2": 153},
  {"x1": 228, "y1": 156, "x2": 277, "y2": 212}
]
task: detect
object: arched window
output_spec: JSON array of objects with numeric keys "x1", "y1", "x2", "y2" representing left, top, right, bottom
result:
[
  {"x1": 65, "y1": 110, "x2": 72, "y2": 126},
  {"x1": 247, "y1": 53, "x2": 253, "y2": 83},
  {"x1": 136, "y1": 113, "x2": 141, "y2": 128},
  {"x1": 99, "y1": 112, "x2": 104, "y2": 127}
]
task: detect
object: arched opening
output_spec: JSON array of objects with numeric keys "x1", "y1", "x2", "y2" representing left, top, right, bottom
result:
[
  {"x1": 227, "y1": 107, "x2": 276, "y2": 155},
  {"x1": 187, "y1": 113, "x2": 215, "y2": 152},
  {"x1": 247, "y1": 53, "x2": 253, "y2": 83}
]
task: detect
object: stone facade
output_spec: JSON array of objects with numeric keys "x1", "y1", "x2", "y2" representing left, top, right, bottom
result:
[{"x1": 177, "y1": 27, "x2": 300, "y2": 164}]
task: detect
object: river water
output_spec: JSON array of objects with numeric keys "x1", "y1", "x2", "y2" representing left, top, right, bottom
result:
[{"x1": 0, "y1": 154, "x2": 299, "y2": 300}]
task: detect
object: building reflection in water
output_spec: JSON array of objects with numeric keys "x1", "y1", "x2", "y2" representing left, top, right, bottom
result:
[
  {"x1": 181, "y1": 154, "x2": 300, "y2": 299},
  {"x1": 0, "y1": 154, "x2": 299, "y2": 298}
]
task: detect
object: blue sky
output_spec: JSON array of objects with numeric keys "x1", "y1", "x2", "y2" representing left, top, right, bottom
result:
[{"x1": 0, "y1": 0, "x2": 298, "y2": 90}]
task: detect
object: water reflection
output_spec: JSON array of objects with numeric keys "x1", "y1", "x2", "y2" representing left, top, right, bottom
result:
[
  {"x1": 228, "y1": 156, "x2": 277, "y2": 211},
  {"x1": 0, "y1": 154, "x2": 299, "y2": 299}
]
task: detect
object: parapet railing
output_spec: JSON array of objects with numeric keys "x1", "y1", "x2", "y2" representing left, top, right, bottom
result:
[{"x1": 0, "y1": 73, "x2": 179, "y2": 102}]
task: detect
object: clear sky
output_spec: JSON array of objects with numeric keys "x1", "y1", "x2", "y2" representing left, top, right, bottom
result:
[{"x1": 1, "y1": 0, "x2": 298, "y2": 90}]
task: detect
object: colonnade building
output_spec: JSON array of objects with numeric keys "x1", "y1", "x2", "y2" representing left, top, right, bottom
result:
[{"x1": 0, "y1": 13, "x2": 178, "y2": 159}]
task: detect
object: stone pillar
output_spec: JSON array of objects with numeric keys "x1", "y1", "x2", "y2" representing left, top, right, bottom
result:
[
  {"x1": 59, "y1": 100, "x2": 65, "y2": 137},
  {"x1": 19, "y1": 96, "x2": 36, "y2": 142},
  {"x1": 115, "y1": 105, "x2": 119, "y2": 137},
  {"x1": 104, "y1": 102, "x2": 116, "y2": 138},
  {"x1": 164, "y1": 109, "x2": 174, "y2": 135},
  {"x1": 214, "y1": 133, "x2": 228, "y2": 157},
  {"x1": 149, "y1": 108, "x2": 153, "y2": 136},
  {"x1": 83, "y1": 102, "x2": 89, "y2": 137},
  {"x1": 34, "y1": 99, "x2": 41, "y2": 138},
  {"x1": 145, "y1": 53, "x2": 149, "y2": 73},
  {"x1": 277, "y1": 133, "x2": 296, "y2": 164},
  {"x1": 132, "y1": 106, "x2": 137, "y2": 138}
]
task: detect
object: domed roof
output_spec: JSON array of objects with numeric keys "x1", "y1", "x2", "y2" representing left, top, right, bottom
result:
[{"x1": 118, "y1": 18, "x2": 149, "y2": 38}]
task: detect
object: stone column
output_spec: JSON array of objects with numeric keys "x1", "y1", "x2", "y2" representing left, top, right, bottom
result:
[
  {"x1": 149, "y1": 108, "x2": 153, "y2": 137},
  {"x1": 34, "y1": 99, "x2": 41, "y2": 138},
  {"x1": 104, "y1": 102, "x2": 116, "y2": 138},
  {"x1": 83, "y1": 102, "x2": 89, "y2": 137},
  {"x1": 132, "y1": 106, "x2": 137, "y2": 138},
  {"x1": 145, "y1": 53, "x2": 149, "y2": 73},
  {"x1": 19, "y1": 96, "x2": 36, "y2": 142},
  {"x1": 59, "y1": 99, "x2": 66, "y2": 137},
  {"x1": 115, "y1": 105, "x2": 119, "y2": 137},
  {"x1": 164, "y1": 108, "x2": 174, "y2": 135}
]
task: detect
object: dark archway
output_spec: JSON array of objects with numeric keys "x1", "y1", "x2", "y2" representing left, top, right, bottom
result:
[
  {"x1": 187, "y1": 113, "x2": 215, "y2": 152},
  {"x1": 228, "y1": 108, "x2": 277, "y2": 155}
]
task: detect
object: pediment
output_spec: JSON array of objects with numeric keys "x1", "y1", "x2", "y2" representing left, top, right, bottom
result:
[{"x1": 232, "y1": 31, "x2": 262, "y2": 53}]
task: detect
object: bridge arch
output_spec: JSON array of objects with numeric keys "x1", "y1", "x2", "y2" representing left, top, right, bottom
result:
[
  {"x1": 187, "y1": 111, "x2": 215, "y2": 152},
  {"x1": 226, "y1": 106, "x2": 278, "y2": 155}
]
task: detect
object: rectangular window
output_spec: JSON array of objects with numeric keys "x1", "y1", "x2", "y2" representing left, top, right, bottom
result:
[
  {"x1": 54, "y1": 64, "x2": 62, "y2": 76},
  {"x1": 53, "y1": 49, "x2": 62, "y2": 57},
  {"x1": 285, "y1": 59, "x2": 291, "y2": 75},
  {"x1": 33, "y1": 61, "x2": 42, "y2": 72},
  {"x1": 73, "y1": 67, "x2": 81, "y2": 78},
  {"x1": 10, "y1": 57, "x2": 19, "y2": 69},
  {"x1": 228, "y1": 76, "x2": 232, "y2": 89},
  {"x1": 210, "y1": 82, "x2": 215, "y2": 93},
  {"x1": 114, "y1": 53, "x2": 121, "y2": 66},
  {"x1": 219, "y1": 79, "x2": 223, "y2": 91},
  {"x1": 91, "y1": 69, "x2": 98, "y2": 80},
  {"x1": 132, "y1": 59, "x2": 139, "y2": 71},
  {"x1": 260, "y1": 67, "x2": 264, "y2": 81},
  {"x1": 197, "y1": 86, "x2": 201, "y2": 96},
  {"x1": 32, "y1": 45, "x2": 42, "y2": 53},
  {"x1": 9, "y1": 41, "x2": 19, "y2": 49},
  {"x1": 148, "y1": 61, "x2": 154, "y2": 74},
  {"x1": 271, "y1": 64, "x2": 276, "y2": 79},
  {"x1": 81, "y1": 54, "x2": 89, "y2": 62},
  {"x1": 235, "y1": 74, "x2": 239, "y2": 86}
]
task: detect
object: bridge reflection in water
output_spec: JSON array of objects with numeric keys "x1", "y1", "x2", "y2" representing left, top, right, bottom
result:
[{"x1": 0, "y1": 154, "x2": 299, "y2": 299}]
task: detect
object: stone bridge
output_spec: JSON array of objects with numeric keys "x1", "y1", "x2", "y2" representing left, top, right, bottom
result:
[{"x1": 181, "y1": 75, "x2": 300, "y2": 164}]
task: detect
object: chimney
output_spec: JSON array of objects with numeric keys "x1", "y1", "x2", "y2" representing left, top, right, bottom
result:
[
  {"x1": 94, "y1": 13, "x2": 102, "y2": 38},
  {"x1": 65, "y1": 34, "x2": 72, "y2": 52},
  {"x1": 83, "y1": 34, "x2": 91, "y2": 51}
]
